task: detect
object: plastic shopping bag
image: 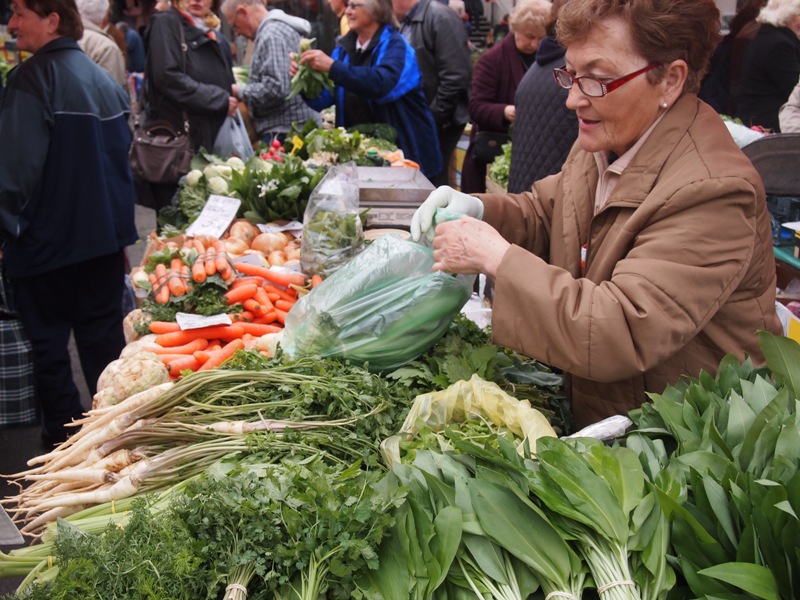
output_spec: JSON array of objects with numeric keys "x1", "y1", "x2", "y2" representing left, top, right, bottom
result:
[
  {"x1": 212, "y1": 109, "x2": 255, "y2": 159},
  {"x1": 300, "y1": 162, "x2": 364, "y2": 277},
  {"x1": 282, "y1": 234, "x2": 475, "y2": 371}
]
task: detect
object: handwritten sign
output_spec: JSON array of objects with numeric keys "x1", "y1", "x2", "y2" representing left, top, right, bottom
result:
[
  {"x1": 185, "y1": 194, "x2": 241, "y2": 239},
  {"x1": 175, "y1": 312, "x2": 232, "y2": 330}
]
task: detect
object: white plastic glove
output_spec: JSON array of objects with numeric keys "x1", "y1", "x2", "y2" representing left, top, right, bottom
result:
[{"x1": 409, "y1": 186, "x2": 484, "y2": 243}]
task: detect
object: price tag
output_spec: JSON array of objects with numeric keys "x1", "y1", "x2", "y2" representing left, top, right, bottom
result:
[
  {"x1": 175, "y1": 312, "x2": 232, "y2": 330},
  {"x1": 185, "y1": 194, "x2": 241, "y2": 239},
  {"x1": 259, "y1": 220, "x2": 303, "y2": 234}
]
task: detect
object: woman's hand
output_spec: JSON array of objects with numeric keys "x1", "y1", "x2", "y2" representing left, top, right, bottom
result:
[
  {"x1": 289, "y1": 52, "x2": 299, "y2": 78},
  {"x1": 503, "y1": 104, "x2": 516, "y2": 123},
  {"x1": 299, "y1": 49, "x2": 334, "y2": 74},
  {"x1": 227, "y1": 95, "x2": 238, "y2": 117},
  {"x1": 431, "y1": 216, "x2": 510, "y2": 278}
]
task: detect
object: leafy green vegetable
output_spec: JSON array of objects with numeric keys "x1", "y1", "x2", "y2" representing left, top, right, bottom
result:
[
  {"x1": 5, "y1": 499, "x2": 211, "y2": 600},
  {"x1": 287, "y1": 38, "x2": 335, "y2": 101},
  {"x1": 300, "y1": 208, "x2": 365, "y2": 277},
  {"x1": 626, "y1": 332, "x2": 800, "y2": 599},
  {"x1": 488, "y1": 141, "x2": 512, "y2": 189}
]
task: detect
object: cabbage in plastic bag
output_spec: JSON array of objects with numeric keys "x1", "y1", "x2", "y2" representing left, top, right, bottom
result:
[{"x1": 282, "y1": 234, "x2": 474, "y2": 371}]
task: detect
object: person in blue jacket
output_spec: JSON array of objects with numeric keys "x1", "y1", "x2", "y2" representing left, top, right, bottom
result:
[
  {"x1": 291, "y1": 0, "x2": 442, "y2": 180},
  {"x1": 0, "y1": 0, "x2": 138, "y2": 444}
]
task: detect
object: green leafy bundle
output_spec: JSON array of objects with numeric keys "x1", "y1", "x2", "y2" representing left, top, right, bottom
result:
[
  {"x1": 387, "y1": 314, "x2": 568, "y2": 433},
  {"x1": 488, "y1": 140, "x2": 512, "y2": 189},
  {"x1": 173, "y1": 457, "x2": 400, "y2": 600},
  {"x1": 626, "y1": 331, "x2": 800, "y2": 599},
  {"x1": 287, "y1": 38, "x2": 335, "y2": 101},
  {"x1": 4, "y1": 499, "x2": 211, "y2": 600}
]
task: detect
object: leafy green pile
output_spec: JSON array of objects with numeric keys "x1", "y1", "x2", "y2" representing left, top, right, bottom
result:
[
  {"x1": 387, "y1": 314, "x2": 568, "y2": 433},
  {"x1": 173, "y1": 456, "x2": 399, "y2": 600},
  {"x1": 300, "y1": 208, "x2": 365, "y2": 277},
  {"x1": 488, "y1": 140, "x2": 512, "y2": 189},
  {"x1": 158, "y1": 152, "x2": 325, "y2": 232},
  {"x1": 5, "y1": 499, "x2": 211, "y2": 600},
  {"x1": 368, "y1": 425, "x2": 670, "y2": 599},
  {"x1": 287, "y1": 37, "x2": 334, "y2": 101},
  {"x1": 625, "y1": 331, "x2": 800, "y2": 599}
]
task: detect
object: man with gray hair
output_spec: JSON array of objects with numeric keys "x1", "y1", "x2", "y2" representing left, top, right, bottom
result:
[
  {"x1": 222, "y1": 0, "x2": 321, "y2": 144},
  {"x1": 74, "y1": 0, "x2": 127, "y2": 89}
]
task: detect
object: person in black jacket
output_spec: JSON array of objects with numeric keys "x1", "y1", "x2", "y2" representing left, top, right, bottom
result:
[
  {"x1": 507, "y1": 0, "x2": 577, "y2": 194},
  {"x1": 1, "y1": 0, "x2": 138, "y2": 444},
  {"x1": 138, "y1": 0, "x2": 237, "y2": 210},
  {"x1": 733, "y1": 0, "x2": 800, "y2": 131},
  {"x1": 392, "y1": 0, "x2": 471, "y2": 186}
]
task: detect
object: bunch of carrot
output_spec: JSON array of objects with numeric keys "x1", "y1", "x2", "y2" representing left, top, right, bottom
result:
[
  {"x1": 191, "y1": 239, "x2": 233, "y2": 283},
  {"x1": 144, "y1": 321, "x2": 278, "y2": 378},
  {"x1": 149, "y1": 258, "x2": 190, "y2": 304}
]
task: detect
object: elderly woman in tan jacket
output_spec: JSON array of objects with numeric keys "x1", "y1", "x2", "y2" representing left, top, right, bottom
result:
[{"x1": 411, "y1": 0, "x2": 783, "y2": 429}]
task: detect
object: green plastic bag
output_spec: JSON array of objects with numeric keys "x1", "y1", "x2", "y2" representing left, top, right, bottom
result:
[{"x1": 282, "y1": 234, "x2": 474, "y2": 371}]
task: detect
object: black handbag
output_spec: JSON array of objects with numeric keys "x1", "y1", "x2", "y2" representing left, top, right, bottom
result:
[
  {"x1": 130, "y1": 19, "x2": 193, "y2": 185},
  {"x1": 472, "y1": 131, "x2": 510, "y2": 164},
  {"x1": 129, "y1": 116, "x2": 193, "y2": 184}
]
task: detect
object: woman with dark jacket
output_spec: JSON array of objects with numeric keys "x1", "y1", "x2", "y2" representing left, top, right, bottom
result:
[
  {"x1": 507, "y1": 0, "x2": 577, "y2": 194},
  {"x1": 734, "y1": 0, "x2": 800, "y2": 131},
  {"x1": 292, "y1": 0, "x2": 442, "y2": 179},
  {"x1": 460, "y1": 0, "x2": 551, "y2": 194},
  {"x1": 138, "y1": 0, "x2": 237, "y2": 210}
]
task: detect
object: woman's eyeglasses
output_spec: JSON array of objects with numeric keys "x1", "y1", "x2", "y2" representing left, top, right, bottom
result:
[{"x1": 552, "y1": 62, "x2": 661, "y2": 97}]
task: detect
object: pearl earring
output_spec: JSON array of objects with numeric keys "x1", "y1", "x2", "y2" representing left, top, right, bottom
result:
[{"x1": 661, "y1": 102, "x2": 668, "y2": 108}]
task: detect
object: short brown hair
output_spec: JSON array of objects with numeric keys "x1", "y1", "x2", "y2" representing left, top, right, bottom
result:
[
  {"x1": 555, "y1": 0, "x2": 721, "y2": 94},
  {"x1": 24, "y1": 0, "x2": 83, "y2": 40}
]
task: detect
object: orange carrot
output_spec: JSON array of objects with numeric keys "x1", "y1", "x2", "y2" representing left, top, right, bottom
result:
[
  {"x1": 311, "y1": 274, "x2": 323, "y2": 288},
  {"x1": 158, "y1": 353, "x2": 191, "y2": 365},
  {"x1": 167, "y1": 355, "x2": 202, "y2": 378},
  {"x1": 168, "y1": 258, "x2": 188, "y2": 296},
  {"x1": 204, "y1": 249, "x2": 217, "y2": 276},
  {"x1": 148, "y1": 321, "x2": 182, "y2": 334},
  {"x1": 153, "y1": 264, "x2": 170, "y2": 304},
  {"x1": 234, "y1": 262, "x2": 307, "y2": 288},
  {"x1": 265, "y1": 292, "x2": 281, "y2": 303},
  {"x1": 193, "y1": 350, "x2": 212, "y2": 364},
  {"x1": 263, "y1": 284, "x2": 297, "y2": 303},
  {"x1": 253, "y1": 287, "x2": 275, "y2": 311},
  {"x1": 214, "y1": 241, "x2": 232, "y2": 279},
  {"x1": 198, "y1": 339, "x2": 245, "y2": 371},
  {"x1": 148, "y1": 338, "x2": 209, "y2": 355},
  {"x1": 243, "y1": 298, "x2": 267, "y2": 317},
  {"x1": 154, "y1": 324, "x2": 244, "y2": 347},
  {"x1": 252, "y1": 312, "x2": 278, "y2": 325},
  {"x1": 237, "y1": 322, "x2": 283, "y2": 336},
  {"x1": 274, "y1": 308, "x2": 288, "y2": 324},
  {"x1": 192, "y1": 240, "x2": 207, "y2": 283},
  {"x1": 231, "y1": 276, "x2": 266, "y2": 289},
  {"x1": 223, "y1": 283, "x2": 258, "y2": 305},
  {"x1": 274, "y1": 299, "x2": 295, "y2": 313},
  {"x1": 230, "y1": 311, "x2": 255, "y2": 322}
]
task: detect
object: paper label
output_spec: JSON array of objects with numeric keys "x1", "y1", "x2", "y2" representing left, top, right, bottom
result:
[
  {"x1": 175, "y1": 312, "x2": 232, "y2": 330},
  {"x1": 258, "y1": 220, "x2": 303, "y2": 234},
  {"x1": 185, "y1": 194, "x2": 241, "y2": 239}
]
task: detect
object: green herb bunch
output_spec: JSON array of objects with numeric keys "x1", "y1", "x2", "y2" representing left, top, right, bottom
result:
[
  {"x1": 6, "y1": 499, "x2": 211, "y2": 600},
  {"x1": 625, "y1": 331, "x2": 800, "y2": 599},
  {"x1": 172, "y1": 456, "x2": 401, "y2": 600},
  {"x1": 488, "y1": 140, "x2": 512, "y2": 189},
  {"x1": 287, "y1": 38, "x2": 335, "y2": 101}
]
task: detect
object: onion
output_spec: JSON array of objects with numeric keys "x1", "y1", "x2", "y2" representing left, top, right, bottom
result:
[
  {"x1": 229, "y1": 219, "x2": 259, "y2": 244},
  {"x1": 251, "y1": 232, "x2": 287, "y2": 254},
  {"x1": 224, "y1": 237, "x2": 250, "y2": 256},
  {"x1": 267, "y1": 250, "x2": 287, "y2": 266},
  {"x1": 284, "y1": 244, "x2": 301, "y2": 261}
]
